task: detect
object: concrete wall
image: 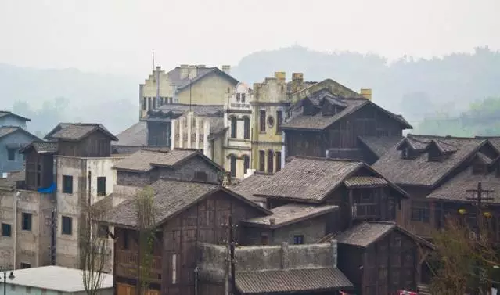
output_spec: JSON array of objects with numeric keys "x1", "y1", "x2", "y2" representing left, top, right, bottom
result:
[
  {"x1": 0, "y1": 189, "x2": 55, "y2": 269},
  {"x1": 0, "y1": 131, "x2": 36, "y2": 174},
  {"x1": 241, "y1": 214, "x2": 329, "y2": 246},
  {"x1": 176, "y1": 73, "x2": 235, "y2": 106},
  {"x1": 55, "y1": 156, "x2": 122, "y2": 269}
]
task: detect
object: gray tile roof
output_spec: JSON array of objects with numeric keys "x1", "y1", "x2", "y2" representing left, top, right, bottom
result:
[
  {"x1": 47, "y1": 123, "x2": 118, "y2": 141},
  {"x1": 358, "y1": 136, "x2": 404, "y2": 158},
  {"x1": 0, "y1": 110, "x2": 30, "y2": 121},
  {"x1": 253, "y1": 157, "x2": 363, "y2": 202},
  {"x1": 104, "y1": 179, "x2": 219, "y2": 227},
  {"x1": 236, "y1": 268, "x2": 353, "y2": 294},
  {"x1": 113, "y1": 149, "x2": 197, "y2": 172},
  {"x1": 20, "y1": 141, "x2": 59, "y2": 154},
  {"x1": 148, "y1": 104, "x2": 224, "y2": 120},
  {"x1": 243, "y1": 203, "x2": 338, "y2": 228},
  {"x1": 334, "y1": 222, "x2": 395, "y2": 247},
  {"x1": 427, "y1": 166, "x2": 500, "y2": 203},
  {"x1": 344, "y1": 176, "x2": 388, "y2": 188},
  {"x1": 113, "y1": 121, "x2": 147, "y2": 146},
  {"x1": 372, "y1": 135, "x2": 488, "y2": 187},
  {"x1": 227, "y1": 173, "x2": 272, "y2": 203}
]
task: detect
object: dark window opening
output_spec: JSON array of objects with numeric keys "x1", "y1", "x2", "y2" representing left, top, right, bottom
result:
[
  {"x1": 293, "y1": 235, "x2": 304, "y2": 245},
  {"x1": 230, "y1": 156, "x2": 237, "y2": 178},
  {"x1": 148, "y1": 97, "x2": 152, "y2": 110},
  {"x1": 123, "y1": 230, "x2": 129, "y2": 250},
  {"x1": 153, "y1": 97, "x2": 157, "y2": 109},
  {"x1": 243, "y1": 117, "x2": 250, "y2": 139},
  {"x1": 97, "y1": 177, "x2": 106, "y2": 196},
  {"x1": 231, "y1": 116, "x2": 237, "y2": 138},
  {"x1": 241, "y1": 93, "x2": 246, "y2": 103},
  {"x1": 62, "y1": 175, "x2": 73, "y2": 194},
  {"x1": 236, "y1": 93, "x2": 240, "y2": 101},
  {"x1": 7, "y1": 148, "x2": 15, "y2": 161},
  {"x1": 261, "y1": 234, "x2": 269, "y2": 245},
  {"x1": 62, "y1": 216, "x2": 72, "y2": 235},
  {"x1": 22, "y1": 213, "x2": 32, "y2": 231},
  {"x1": 142, "y1": 97, "x2": 147, "y2": 110},
  {"x1": 260, "y1": 110, "x2": 266, "y2": 132},
  {"x1": 259, "y1": 150, "x2": 265, "y2": 172},
  {"x1": 276, "y1": 110, "x2": 283, "y2": 133},
  {"x1": 194, "y1": 171, "x2": 208, "y2": 182},
  {"x1": 2, "y1": 223, "x2": 11, "y2": 237},
  {"x1": 20, "y1": 263, "x2": 31, "y2": 269},
  {"x1": 267, "y1": 150, "x2": 274, "y2": 173},
  {"x1": 243, "y1": 155, "x2": 250, "y2": 175},
  {"x1": 275, "y1": 151, "x2": 282, "y2": 172},
  {"x1": 411, "y1": 201, "x2": 430, "y2": 222}
]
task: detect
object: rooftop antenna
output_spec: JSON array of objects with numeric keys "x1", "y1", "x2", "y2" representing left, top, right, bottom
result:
[
  {"x1": 153, "y1": 50, "x2": 160, "y2": 109},
  {"x1": 189, "y1": 71, "x2": 192, "y2": 112},
  {"x1": 152, "y1": 50, "x2": 155, "y2": 71}
]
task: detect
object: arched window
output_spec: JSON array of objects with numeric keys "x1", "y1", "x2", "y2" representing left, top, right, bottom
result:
[
  {"x1": 243, "y1": 117, "x2": 250, "y2": 139},
  {"x1": 267, "y1": 150, "x2": 274, "y2": 173},
  {"x1": 231, "y1": 116, "x2": 237, "y2": 139},
  {"x1": 230, "y1": 155, "x2": 237, "y2": 178}
]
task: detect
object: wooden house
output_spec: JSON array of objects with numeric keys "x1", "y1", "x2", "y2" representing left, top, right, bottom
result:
[
  {"x1": 282, "y1": 88, "x2": 411, "y2": 164},
  {"x1": 322, "y1": 221, "x2": 434, "y2": 295},
  {"x1": 102, "y1": 179, "x2": 270, "y2": 295},
  {"x1": 20, "y1": 141, "x2": 59, "y2": 190},
  {"x1": 373, "y1": 135, "x2": 500, "y2": 239}
]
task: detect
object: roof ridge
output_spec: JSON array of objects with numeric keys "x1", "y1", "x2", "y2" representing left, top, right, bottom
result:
[{"x1": 291, "y1": 155, "x2": 362, "y2": 163}]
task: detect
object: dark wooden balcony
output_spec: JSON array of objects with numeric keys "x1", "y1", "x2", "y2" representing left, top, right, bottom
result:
[
  {"x1": 352, "y1": 202, "x2": 379, "y2": 220},
  {"x1": 115, "y1": 250, "x2": 162, "y2": 283}
]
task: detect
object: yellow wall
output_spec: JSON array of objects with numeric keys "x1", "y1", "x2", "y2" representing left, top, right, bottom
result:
[
  {"x1": 139, "y1": 68, "x2": 174, "y2": 119},
  {"x1": 176, "y1": 73, "x2": 235, "y2": 105}
]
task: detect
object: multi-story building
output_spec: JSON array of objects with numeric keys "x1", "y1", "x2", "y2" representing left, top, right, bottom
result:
[{"x1": 138, "y1": 65, "x2": 237, "y2": 120}]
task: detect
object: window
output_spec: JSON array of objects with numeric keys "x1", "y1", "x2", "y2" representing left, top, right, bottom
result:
[
  {"x1": 259, "y1": 150, "x2": 265, "y2": 172},
  {"x1": 267, "y1": 150, "x2": 274, "y2": 173},
  {"x1": 153, "y1": 96, "x2": 157, "y2": 109},
  {"x1": 62, "y1": 216, "x2": 72, "y2": 235},
  {"x1": 230, "y1": 155, "x2": 237, "y2": 178},
  {"x1": 20, "y1": 262, "x2": 31, "y2": 269},
  {"x1": 241, "y1": 93, "x2": 246, "y2": 103},
  {"x1": 243, "y1": 117, "x2": 250, "y2": 139},
  {"x1": 142, "y1": 97, "x2": 147, "y2": 110},
  {"x1": 260, "y1": 110, "x2": 266, "y2": 132},
  {"x1": 22, "y1": 213, "x2": 32, "y2": 231},
  {"x1": 293, "y1": 235, "x2": 304, "y2": 245},
  {"x1": 276, "y1": 110, "x2": 283, "y2": 133},
  {"x1": 236, "y1": 93, "x2": 240, "y2": 102},
  {"x1": 148, "y1": 97, "x2": 152, "y2": 110},
  {"x1": 243, "y1": 155, "x2": 250, "y2": 175},
  {"x1": 194, "y1": 171, "x2": 208, "y2": 182},
  {"x1": 7, "y1": 148, "x2": 15, "y2": 161},
  {"x1": 231, "y1": 116, "x2": 237, "y2": 139},
  {"x1": 275, "y1": 151, "x2": 282, "y2": 172},
  {"x1": 62, "y1": 175, "x2": 73, "y2": 194},
  {"x1": 2, "y1": 223, "x2": 11, "y2": 237},
  {"x1": 261, "y1": 234, "x2": 269, "y2": 245},
  {"x1": 97, "y1": 177, "x2": 106, "y2": 196},
  {"x1": 411, "y1": 201, "x2": 430, "y2": 222}
]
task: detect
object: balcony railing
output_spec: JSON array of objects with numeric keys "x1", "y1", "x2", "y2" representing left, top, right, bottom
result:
[{"x1": 352, "y1": 203, "x2": 379, "y2": 219}]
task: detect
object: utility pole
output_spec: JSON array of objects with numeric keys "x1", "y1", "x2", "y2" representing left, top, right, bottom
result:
[{"x1": 465, "y1": 182, "x2": 494, "y2": 294}]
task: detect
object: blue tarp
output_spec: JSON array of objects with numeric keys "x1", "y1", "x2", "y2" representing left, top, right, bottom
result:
[{"x1": 38, "y1": 182, "x2": 56, "y2": 193}]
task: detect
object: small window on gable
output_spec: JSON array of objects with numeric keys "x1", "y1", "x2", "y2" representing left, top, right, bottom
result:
[
  {"x1": 194, "y1": 171, "x2": 208, "y2": 182},
  {"x1": 97, "y1": 177, "x2": 106, "y2": 196},
  {"x1": 63, "y1": 175, "x2": 73, "y2": 194},
  {"x1": 7, "y1": 148, "x2": 15, "y2": 161},
  {"x1": 293, "y1": 235, "x2": 304, "y2": 244}
]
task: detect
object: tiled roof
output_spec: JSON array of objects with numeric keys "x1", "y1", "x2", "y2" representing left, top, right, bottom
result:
[
  {"x1": 104, "y1": 179, "x2": 219, "y2": 227},
  {"x1": 113, "y1": 149, "x2": 197, "y2": 172},
  {"x1": 113, "y1": 121, "x2": 147, "y2": 146},
  {"x1": 47, "y1": 123, "x2": 118, "y2": 141},
  {"x1": 165, "y1": 66, "x2": 238, "y2": 92},
  {"x1": 236, "y1": 268, "x2": 353, "y2": 294},
  {"x1": 175, "y1": 67, "x2": 238, "y2": 91},
  {"x1": 148, "y1": 104, "x2": 224, "y2": 120},
  {"x1": 227, "y1": 173, "x2": 272, "y2": 202},
  {"x1": 344, "y1": 176, "x2": 388, "y2": 188},
  {"x1": 20, "y1": 141, "x2": 58, "y2": 154},
  {"x1": 253, "y1": 157, "x2": 363, "y2": 202},
  {"x1": 427, "y1": 166, "x2": 500, "y2": 203},
  {"x1": 0, "y1": 126, "x2": 21, "y2": 138},
  {"x1": 358, "y1": 136, "x2": 404, "y2": 158},
  {"x1": 243, "y1": 203, "x2": 337, "y2": 228},
  {"x1": 0, "y1": 110, "x2": 30, "y2": 121},
  {"x1": 373, "y1": 135, "x2": 488, "y2": 187},
  {"x1": 335, "y1": 222, "x2": 396, "y2": 247}
]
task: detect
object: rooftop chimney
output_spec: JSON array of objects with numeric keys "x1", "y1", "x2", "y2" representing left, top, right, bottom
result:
[
  {"x1": 221, "y1": 65, "x2": 231, "y2": 75},
  {"x1": 291, "y1": 73, "x2": 304, "y2": 93},
  {"x1": 360, "y1": 88, "x2": 372, "y2": 101},
  {"x1": 275, "y1": 72, "x2": 286, "y2": 82},
  {"x1": 180, "y1": 64, "x2": 190, "y2": 80}
]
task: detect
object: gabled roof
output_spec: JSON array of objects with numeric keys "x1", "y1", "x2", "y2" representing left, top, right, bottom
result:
[
  {"x1": 242, "y1": 204, "x2": 338, "y2": 228},
  {"x1": 227, "y1": 173, "x2": 272, "y2": 202},
  {"x1": 174, "y1": 67, "x2": 238, "y2": 92},
  {"x1": 282, "y1": 89, "x2": 411, "y2": 131},
  {"x1": 112, "y1": 149, "x2": 221, "y2": 172},
  {"x1": 358, "y1": 136, "x2": 404, "y2": 158},
  {"x1": 249, "y1": 156, "x2": 407, "y2": 203},
  {"x1": 427, "y1": 166, "x2": 500, "y2": 204},
  {"x1": 324, "y1": 221, "x2": 434, "y2": 249},
  {"x1": 45, "y1": 123, "x2": 118, "y2": 141},
  {"x1": 164, "y1": 66, "x2": 238, "y2": 93},
  {"x1": 373, "y1": 135, "x2": 492, "y2": 187},
  {"x1": 103, "y1": 179, "x2": 270, "y2": 228},
  {"x1": 147, "y1": 104, "x2": 224, "y2": 121},
  {"x1": 20, "y1": 140, "x2": 58, "y2": 154},
  {"x1": 0, "y1": 126, "x2": 38, "y2": 142},
  {"x1": 113, "y1": 121, "x2": 147, "y2": 147},
  {"x1": 0, "y1": 110, "x2": 30, "y2": 122}
]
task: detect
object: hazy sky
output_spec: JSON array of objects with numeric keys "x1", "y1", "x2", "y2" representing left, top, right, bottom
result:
[{"x1": 1, "y1": 0, "x2": 499, "y2": 77}]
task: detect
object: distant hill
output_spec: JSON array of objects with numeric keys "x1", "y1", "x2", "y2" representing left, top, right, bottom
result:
[
  {"x1": 0, "y1": 63, "x2": 138, "y2": 135},
  {"x1": 1, "y1": 45, "x2": 500, "y2": 137}
]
